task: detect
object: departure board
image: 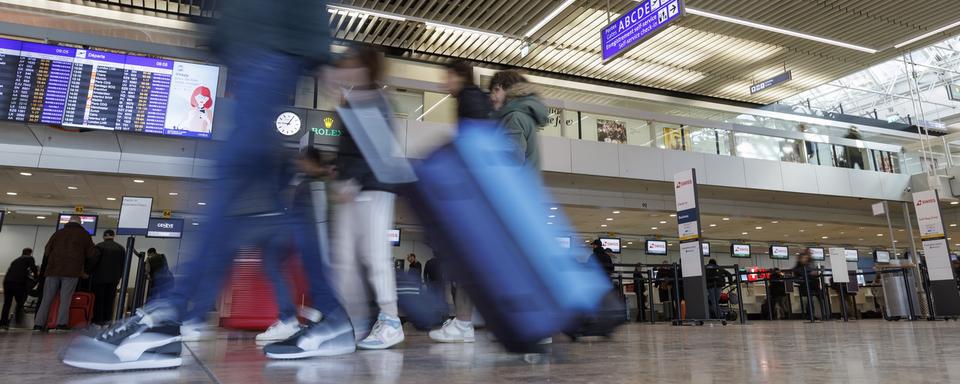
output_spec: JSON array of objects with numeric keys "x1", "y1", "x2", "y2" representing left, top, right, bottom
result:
[{"x1": 0, "y1": 37, "x2": 220, "y2": 139}]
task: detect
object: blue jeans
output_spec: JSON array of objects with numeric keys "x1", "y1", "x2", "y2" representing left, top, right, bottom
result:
[
  {"x1": 262, "y1": 211, "x2": 329, "y2": 320},
  {"x1": 708, "y1": 287, "x2": 722, "y2": 319},
  {"x1": 152, "y1": 47, "x2": 345, "y2": 323}
]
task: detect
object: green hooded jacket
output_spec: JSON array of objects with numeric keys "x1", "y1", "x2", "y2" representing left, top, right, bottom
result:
[{"x1": 492, "y1": 83, "x2": 548, "y2": 169}]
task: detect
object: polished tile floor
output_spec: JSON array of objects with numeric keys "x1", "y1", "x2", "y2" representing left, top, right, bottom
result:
[{"x1": 2, "y1": 320, "x2": 959, "y2": 383}]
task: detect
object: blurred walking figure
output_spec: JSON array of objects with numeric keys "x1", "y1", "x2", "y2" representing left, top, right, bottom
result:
[
  {"x1": 62, "y1": 0, "x2": 355, "y2": 371},
  {"x1": 35, "y1": 216, "x2": 94, "y2": 332},
  {"x1": 489, "y1": 70, "x2": 547, "y2": 169},
  {"x1": 429, "y1": 61, "x2": 493, "y2": 344},
  {"x1": 328, "y1": 47, "x2": 405, "y2": 350}
]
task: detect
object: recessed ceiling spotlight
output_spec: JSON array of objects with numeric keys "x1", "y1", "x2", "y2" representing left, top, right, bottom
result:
[
  {"x1": 951, "y1": 201, "x2": 959, "y2": 205},
  {"x1": 169, "y1": 192, "x2": 179, "y2": 196},
  {"x1": 709, "y1": 224, "x2": 717, "y2": 227},
  {"x1": 659, "y1": 221, "x2": 667, "y2": 224},
  {"x1": 192, "y1": 222, "x2": 199, "y2": 226},
  {"x1": 876, "y1": 234, "x2": 884, "y2": 237},
  {"x1": 771, "y1": 221, "x2": 779, "y2": 224},
  {"x1": 722, "y1": 217, "x2": 730, "y2": 221},
  {"x1": 612, "y1": 210, "x2": 621, "y2": 214},
  {"x1": 669, "y1": 214, "x2": 677, "y2": 217},
  {"x1": 628, "y1": 242, "x2": 634, "y2": 245},
  {"x1": 106, "y1": 197, "x2": 116, "y2": 201},
  {"x1": 197, "y1": 202, "x2": 207, "y2": 206},
  {"x1": 755, "y1": 226, "x2": 763, "y2": 230},
  {"x1": 550, "y1": 207, "x2": 558, "y2": 211},
  {"x1": 36, "y1": 216, "x2": 46, "y2": 219},
  {"x1": 547, "y1": 222, "x2": 554, "y2": 225},
  {"x1": 548, "y1": 215, "x2": 556, "y2": 218},
  {"x1": 133, "y1": 179, "x2": 145, "y2": 183},
  {"x1": 741, "y1": 232, "x2": 748, "y2": 235},
  {"x1": 5, "y1": 192, "x2": 17, "y2": 196},
  {"x1": 816, "y1": 223, "x2": 824, "y2": 227},
  {"x1": 601, "y1": 224, "x2": 608, "y2": 228},
  {"x1": 606, "y1": 218, "x2": 614, "y2": 221},
  {"x1": 67, "y1": 186, "x2": 78, "y2": 190},
  {"x1": 799, "y1": 229, "x2": 806, "y2": 233},
  {"x1": 651, "y1": 227, "x2": 658, "y2": 230},
  {"x1": 822, "y1": 236, "x2": 829, "y2": 239},
  {"x1": 19, "y1": 172, "x2": 32, "y2": 176}
]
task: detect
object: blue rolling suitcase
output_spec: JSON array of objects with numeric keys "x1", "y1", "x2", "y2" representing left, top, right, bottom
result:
[{"x1": 408, "y1": 120, "x2": 611, "y2": 352}]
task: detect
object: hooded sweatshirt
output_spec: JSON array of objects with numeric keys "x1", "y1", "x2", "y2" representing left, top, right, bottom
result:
[{"x1": 492, "y1": 83, "x2": 548, "y2": 169}]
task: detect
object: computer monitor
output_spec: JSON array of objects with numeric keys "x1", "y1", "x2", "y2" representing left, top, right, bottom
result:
[
  {"x1": 645, "y1": 240, "x2": 667, "y2": 255},
  {"x1": 731, "y1": 244, "x2": 751, "y2": 258},
  {"x1": 145, "y1": 218, "x2": 184, "y2": 239},
  {"x1": 600, "y1": 238, "x2": 621, "y2": 254},
  {"x1": 701, "y1": 242, "x2": 710, "y2": 257},
  {"x1": 388, "y1": 229, "x2": 401, "y2": 247},
  {"x1": 809, "y1": 247, "x2": 825, "y2": 261},
  {"x1": 770, "y1": 245, "x2": 789, "y2": 260},
  {"x1": 555, "y1": 236, "x2": 571, "y2": 249},
  {"x1": 874, "y1": 250, "x2": 891, "y2": 264},
  {"x1": 57, "y1": 214, "x2": 98, "y2": 235},
  {"x1": 844, "y1": 249, "x2": 859, "y2": 262}
]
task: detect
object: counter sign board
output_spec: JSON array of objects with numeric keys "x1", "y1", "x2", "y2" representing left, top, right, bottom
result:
[
  {"x1": 913, "y1": 190, "x2": 945, "y2": 240},
  {"x1": 749, "y1": 71, "x2": 793, "y2": 95},
  {"x1": 601, "y1": 0, "x2": 684, "y2": 63}
]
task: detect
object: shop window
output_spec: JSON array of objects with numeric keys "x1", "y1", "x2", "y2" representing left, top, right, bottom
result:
[
  {"x1": 687, "y1": 127, "x2": 730, "y2": 156},
  {"x1": 734, "y1": 132, "x2": 781, "y2": 161}
]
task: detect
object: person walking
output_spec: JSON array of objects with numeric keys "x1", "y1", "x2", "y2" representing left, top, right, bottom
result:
[
  {"x1": 329, "y1": 47, "x2": 404, "y2": 350},
  {"x1": 705, "y1": 259, "x2": 732, "y2": 319},
  {"x1": 428, "y1": 61, "x2": 495, "y2": 344},
  {"x1": 35, "y1": 216, "x2": 94, "y2": 331},
  {"x1": 1, "y1": 248, "x2": 38, "y2": 329},
  {"x1": 62, "y1": 0, "x2": 356, "y2": 371},
  {"x1": 87, "y1": 230, "x2": 125, "y2": 325},
  {"x1": 488, "y1": 70, "x2": 547, "y2": 169}
]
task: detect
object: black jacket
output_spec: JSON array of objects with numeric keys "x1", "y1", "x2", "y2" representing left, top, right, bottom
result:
[
  {"x1": 424, "y1": 258, "x2": 443, "y2": 283},
  {"x1": 592, "y1": 247, "x2": 614, "y2": 275},
  {"x1": 335, "y1": 89, "x2": 396, "y2": 192},
  {"x1": 4, "y1": 255, "x2": 38, "y2": 285},
  {"x1": 456, "y1": 85, "x2": 493, "y2": 120},
  {"x1": 705, "y1": 264, "x2": 732, "y2": 289},
  {"x1": 792, "y1": 262, "x2": 821, "y2": 294},
  {"x1": 87, "y1": 240, "x2": 126, "y2": 285}
]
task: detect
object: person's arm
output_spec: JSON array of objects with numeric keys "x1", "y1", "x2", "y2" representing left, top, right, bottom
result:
[
  {"x1": 86, "y1": 245, "x2": 102, "y2": 277},
  {"x1": 500, "y1": 113, "x2": 527, "y2": 165}
]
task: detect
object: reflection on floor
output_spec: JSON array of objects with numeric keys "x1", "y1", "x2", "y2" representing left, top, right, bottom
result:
[{"x1": 2, "y1": 320, "x2": 960, "y2": 383}]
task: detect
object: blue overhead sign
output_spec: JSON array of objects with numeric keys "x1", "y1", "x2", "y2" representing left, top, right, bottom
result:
[
  {"x1": 601, "y1": 0, "x2": 684, "y2": 63},
  {"x1": 750, "y1": 71, "x2": 793, "y2": 94}
]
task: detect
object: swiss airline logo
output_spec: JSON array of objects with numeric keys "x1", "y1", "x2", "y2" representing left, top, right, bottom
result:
[
  {"x1": 675, "y1": 179, "x2": 693, "y2": 189},
  {"x1": 916, "y1": 198, "x2": 936, "y2": 206}
]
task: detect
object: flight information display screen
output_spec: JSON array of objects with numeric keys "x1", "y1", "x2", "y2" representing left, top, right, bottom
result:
[{"x1": 0, "y1": 37, "x2": 220, "y2": 138}]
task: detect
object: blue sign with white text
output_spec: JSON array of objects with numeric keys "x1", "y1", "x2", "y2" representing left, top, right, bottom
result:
[{"x1": 601, "y1": 0, "x2": 684, "y2": 62}]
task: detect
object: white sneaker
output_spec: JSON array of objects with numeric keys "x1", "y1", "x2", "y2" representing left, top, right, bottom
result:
[
  {"x1": 357, "y1": 313, "x2": 404, "y2": 350},
  {"x1": 429, "y1": 319, "x2": 475, "y2": 343},
  {"x1": 257, "y1": 318, "x2": 301, "y2": 342},
  {"x1": 180, "y1": 320, "x2": 215, "y2": 342}
]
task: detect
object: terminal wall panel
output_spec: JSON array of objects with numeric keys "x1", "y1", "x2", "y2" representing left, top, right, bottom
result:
[
  {"x1": 743, "y1": 158, "x2": 784, "y2": 191},
  {"x1": 815, "y1": 167, "x2": 854, "y2": 196},
  {"x1": 780, "y1": 162, "x2": 820, "y2": 194},
  {"x1": 619, "y1": 145, "x2": 665, "y2": 181},
  {"x1": 571, "y1": 141, "x2": 619, "y2": 177},
  {"x1": 879, "y1": 173, "x2": 911, "y2": 201},
  {"x1": 576, "y1": 189, "x2": 629, "y2": 208},
  {"x1": 661, "y1": 150, "x2": 705, "y2": 182},
  {"x1": 405, "y1": 120, "x2": 456, "y2": 159},
  {"x1": 38, "y1": 147, "x2": 120, "y2": 173},
  {"x1": 540, "y1": 136, "x2": 573, "y2": 173},
  {"x1": 703, "y1": 154, "x2": 746, "y2": 188},
  {"x1": 847, "y1": 170, "x2": 884, "y2": 200},
  {"x1": 29, "y1": 125, "x2": 120, "y2": 152},
  {"x1": 117, "y1": 134, "x2": 198, "y2": 157},
  {"x1": 191, "y1": 158, "x2": 216, "y2": 179},
  {"x1": 119, "y1": 153, "x2": 195, "y2": 178},
  {"x1": 0, "y1": 143, "x2": 41, "y2": 168}
]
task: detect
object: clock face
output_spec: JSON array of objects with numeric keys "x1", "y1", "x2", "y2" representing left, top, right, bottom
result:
[{"x1": 276, "y1": 111, "x2": 302, "y2": 136}]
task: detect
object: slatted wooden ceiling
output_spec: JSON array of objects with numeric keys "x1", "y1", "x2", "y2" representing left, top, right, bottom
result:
[{"x1": 330, "y1": 0, "x2": 960, "y2": 104}]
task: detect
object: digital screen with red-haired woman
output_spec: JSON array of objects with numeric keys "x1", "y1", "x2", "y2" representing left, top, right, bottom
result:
[{"x1": 0, "y1": 36, "x2": 220, "y2": 139}]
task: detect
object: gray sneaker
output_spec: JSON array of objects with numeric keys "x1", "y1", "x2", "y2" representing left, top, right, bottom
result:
[
  {"x1": 61, "y1": 309, "x2": 183, "y2": 371},
  {"x1": 264, "y1": 318, "x2": 356, "y2": 360}
]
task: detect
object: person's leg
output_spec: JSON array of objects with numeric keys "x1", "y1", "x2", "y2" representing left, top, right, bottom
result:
[
  {"x1": 13, "y1": 285, "x2": 27, "y2": 326},
  {"x1": 355, "y1": 191, "x2": 398, "y2": 317},
  {"x1": 293, "y1": 211, "x2": 348, "y2": 321},
  {"x1": 1, "y1": 282, "x2": 14, "y2": 327},
  {"x1": 34, "y1": 277, "x2": 62, "y2": 328},
  {"x1": 261, "y1": 235, "x2": 297, "y2": 321},
  {"x1": 454, "y1": 287, "x2": 473, "y2": 322},
  {"x1": 56, "y1": 277, "x2": 79, "y2": 327},
  {"x1": 91, "y1": 284, "x2": 107, "y2": 324},
  {"x1": 355, "y1": 191, "x2": 403, "y2": 350},
  {"x1": 707, "y1": 288, "x2": 719, "y2": 318}
]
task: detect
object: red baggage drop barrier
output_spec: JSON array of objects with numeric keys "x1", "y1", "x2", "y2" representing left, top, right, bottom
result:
[{"x1": 218, "y1": 248, "x2": 309, "y2": 331}]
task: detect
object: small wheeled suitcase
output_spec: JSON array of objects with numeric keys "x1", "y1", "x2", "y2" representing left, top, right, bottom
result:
[
  {"x1": 566, "y1": 288, "x2": 627, "y2": 340},
  {"x1": 46, "y1": 292, "x2": 95, "y2": 328},
  {"x1": 406, "y1": 121, "x2": 611, "y2": 352}
]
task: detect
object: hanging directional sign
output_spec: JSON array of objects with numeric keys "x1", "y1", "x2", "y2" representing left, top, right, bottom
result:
[
  {"x1": 750, "y1": 71, "x2": 793, "y2": 94},
  {"x1": 601, "y1": 0, "x2": 685, "y2": 63}
]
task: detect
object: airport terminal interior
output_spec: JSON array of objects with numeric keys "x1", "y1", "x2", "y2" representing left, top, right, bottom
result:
[{"x1": 2, "y1": 0, "x2": 960, "y2": 383}]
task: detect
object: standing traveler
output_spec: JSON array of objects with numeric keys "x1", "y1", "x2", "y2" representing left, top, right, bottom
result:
[
  {"x1": 489, "y1": 70, "x2": 547, "y2": 169},
  {"x1": 329, "y1": 47, "x2": 404, "y2": 350},
  {"x1": 590, "y1": 240, "x2": 615, "y2": 276},
  {"x1": 705, "y1": 259, "x2": 732, "y2": 319},
  {"x1": 769, "y1": 268, "x2": 789, "y2": 320},
  {"x1": 1, "y1": 248, "x2": 38, "y2": 329},
  {"x1": 428, "y1": 61, "x2": 494, "y2": 344},
  {"x1": 406, "y1": 254, "x2": 422, "y2": 281},
  {"x1": 87, "y1": 230, "x2": 126, "y2": 325},
  {"x1": 792, "y1": 248, "x2": 823, "y2": 319},
  {"x1": 34, "y1": 216, "x2": 95, "y2": 331},
  {"x1": 633, "y1": 263, "x2": 647, "y2": 322},
  {"x1": 62, "y1": 0, "x2": 356, "y2": 371},
  {"x1": 144, "y1": 248, "x2": 174, "y2": 301}
]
